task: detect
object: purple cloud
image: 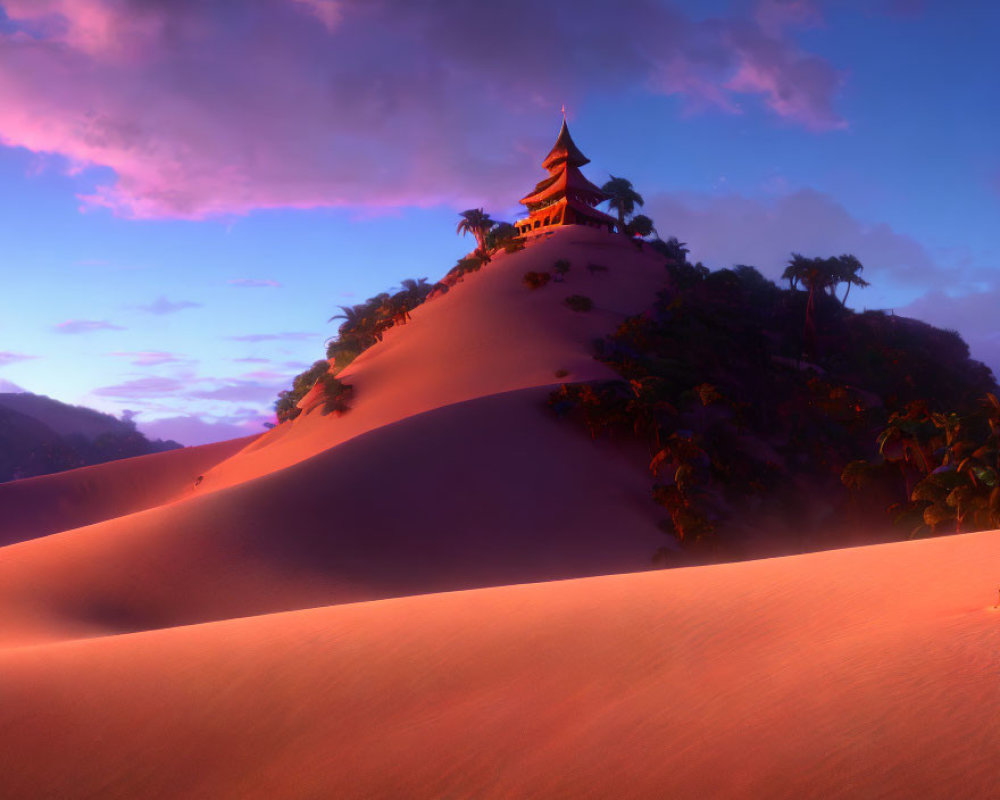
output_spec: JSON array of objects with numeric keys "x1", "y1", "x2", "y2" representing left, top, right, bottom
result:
[
  {"x1": 0, "y1": 351, "x2": 38, "y2": 366},
  {"x1": 137, "y1": 414, "x2": 270, "y2": 447},
  {"x1": 0, "y1": 0, "x2": 846, "y2": 219},
  {"x1": 899, "y1": 288, "x2": 1000, "y2": 379},
  {"x1": 0, "y1": 378, "x2": 27, "y2": 393},
  {"x1": 92, "y1": 376, "x2": 186, "y2": 398},
  {"x1": 188, "y1": 379, "x2": 287, "y2": 404},
  {"x1": 228, "y1": 279, "x2": 282, "y2": 288},
  {"x1": 136, "y1": 296, "x2": 202, "y2": 314},
  {"x1": 55, "y1": 319, "x2": 126, "y2": 334},
  {"x1": 228, "y1": 332, "x2": 318, "y2": 343},
  {"x1": 110, "y1": 351, "x2": 185, "y2": 366},
  {"x1": 233, "y1": 356, "x2": 271, "y2": 364},
  {"x1": 646, "y1": 188, "x2": 944, "y2": 289}
]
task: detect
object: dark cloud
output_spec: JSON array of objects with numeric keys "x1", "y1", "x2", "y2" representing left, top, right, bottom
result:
[
  {"x1": 646, "y1": 188, "x2": 948, "y2": 289},
  {"x1": 0, "y1": 0, "x2": 847, "y2": 218}
]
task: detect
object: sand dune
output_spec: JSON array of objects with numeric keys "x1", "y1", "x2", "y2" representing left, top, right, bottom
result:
[
  {"x1": 0, "y1": 435, "x2": 256, "y2": 547},
  {"x1": 3, "y1": 227, "x2": 996, "y2": 797},
  {"x1": 198, "y1": 226, "x2": 667, "y2": 494},
  {"x1": 1, "y1": 529, "x2": 997, "y2": 799},
  {"x1": 0, "y1": 388, "x2": 662, "y2": 645},
  {"x1": 0, "y1": 228, "x2": 670, "y2": 645}
]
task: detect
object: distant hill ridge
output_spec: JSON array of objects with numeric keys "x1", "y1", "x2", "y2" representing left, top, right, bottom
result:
[{"x1": 0, "y1": 392, "x2": 180, "y2": 483}]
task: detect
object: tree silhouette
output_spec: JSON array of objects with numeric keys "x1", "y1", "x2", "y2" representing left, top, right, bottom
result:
[
  {"x1": 456, "y1": 208, "x2": 496, "y2": 259},
  {"x1": 829, "y1": 254, "x2": 870, "y2": 306},
  {"x1": 782, "y1": 253, "x2": 839, "y2": 354},
  {"x1": 601, "y1": 176, "x2": 644, "y2": 232}
]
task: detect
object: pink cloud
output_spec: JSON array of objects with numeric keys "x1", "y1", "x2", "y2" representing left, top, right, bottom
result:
[
  {"x1": 228, "y1": 332, "x2": 318, "y2": 343},
  {"x1": 188, "y1": 379, "x2": 287, "y2": 404},
  {"x1": 228, "y1": 279, "x2": 282, "y2": 288},
  {"x1": 0, "y1": 0, "x2": 847, "y2": 219},
  {"x1": 0, "y1": 378, "x2": 27, "y2": 392},
  {"x1": 723, "y1": 22, "x2": 846, "y2": 131},
  {"x1": 109, "y1": 351, "x2": 185, "y2": 366},
  {"x1": 289, "y1": 0, "x2": 343, "y2": 31},
  {"x1": 135, "y1": 296, "x2": 202, "y2": 314},
  {"x1": 92, "y1": 376, "x2": 186, "y2": 397},
  {"x1": 54, "y1": 319, "x2": 125, "y2": 334},
  {"x1": 137, "y1": 414, "x2": 269, "y2": 446},
  {"x1": 0, "y1": 351, "x2": 37, "y2": 365}
]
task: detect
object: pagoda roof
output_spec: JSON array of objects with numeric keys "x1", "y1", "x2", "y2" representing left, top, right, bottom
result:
[
  {"x1": 561, "y1": 195, "x2": 618, "y2": 225},
  {"x1": 541, "y1": 120, "x2": 590, "y2": 171},
  {"x1": 520, "y1": 163, "x2": 607, "y2": 207}
]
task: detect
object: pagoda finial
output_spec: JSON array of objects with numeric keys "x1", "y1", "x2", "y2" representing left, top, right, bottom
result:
[{"x1": 561, "y1": 103, "x2": 567, "y2": 120}]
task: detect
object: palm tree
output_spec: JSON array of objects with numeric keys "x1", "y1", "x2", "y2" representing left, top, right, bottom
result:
[
  {"x1": 651, "y1": 236, "x2": 690, "y2": 265},
  {"x1": 782, "y1": 254, "x2": 837, "y2": 352},
  {"x1": 328, "y1": 304, "x2": 363, "y2": 328},
  {"x1": 601, "y1": 176, "x2": 644, "y2": 232},
  {"x1": 829, "y1": 254, "x2": 869, "y2": 306},
  {"x1": 456, "y1": 209, "x2": 495, "y2": 258}
]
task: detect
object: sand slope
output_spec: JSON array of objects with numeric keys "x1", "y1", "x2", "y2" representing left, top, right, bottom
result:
[
  {"x1": 3, "y1": 227, "x2": 997, "y2": 797},
  {"x1": 1, "y1": 529, "x2": 997, "y2": 799},
  {"x1": 198, "y1": 226, "x2": 668, "y2": 494},
  {"x1": 0, "y1": 435, "x2": 256, "y2": 546},
  {"x1": 0, "y1": 388, "x2": 662, "y2": 645}
]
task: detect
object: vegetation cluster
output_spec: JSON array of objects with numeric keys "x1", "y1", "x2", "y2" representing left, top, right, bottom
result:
[
  {"x1": 549, "y1": 247, "x2": 997, "y2": 561},
  {"x1": 274, "y1": 207, "x2": 532, "y2": 423}
]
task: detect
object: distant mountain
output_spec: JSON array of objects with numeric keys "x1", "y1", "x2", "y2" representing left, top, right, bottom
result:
[
  {"x1": 0, "y1": 392, "x2": 181, "y2": 483},
  {"x1": 0, "y1": 379, "x2": 25, "y2": 393}
]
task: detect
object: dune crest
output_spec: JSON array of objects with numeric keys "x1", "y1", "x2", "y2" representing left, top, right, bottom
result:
[{"x1": 1, "y1": 529, "x2": 997, "y2": 798}]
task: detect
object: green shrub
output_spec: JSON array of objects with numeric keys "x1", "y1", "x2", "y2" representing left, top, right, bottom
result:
[
  {"x1": 586, "y1": 263, "x2": 608, "y2": 274},
  {"x1": 320, "y1": 374, "x2": 354, "y2": 415},
  {"x1": 553, "y1": 259, "x2": 571, "y2": 277},
  {"x1": 275, "y1": 360, "x2": 330, "y2": 423},
  {"x1": 523, "y1": 271, "x2": 551, "y2": 289},
  {"x1": 564, "y1": 295, "x2": 593, "y2": 312}
]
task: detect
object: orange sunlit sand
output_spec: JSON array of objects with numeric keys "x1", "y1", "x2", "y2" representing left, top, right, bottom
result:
[{"x1": 2, "y1": 218, "x2": 998, "y2": 797}]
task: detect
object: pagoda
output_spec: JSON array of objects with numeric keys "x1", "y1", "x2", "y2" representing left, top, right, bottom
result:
[{"x1": 515, "y1": 120, "x2": 618, "y2": 237}]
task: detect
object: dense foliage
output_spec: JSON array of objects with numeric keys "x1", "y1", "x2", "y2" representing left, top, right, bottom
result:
[{"x1": 549, "y1": 250, "x2": 997, "y2": 561}]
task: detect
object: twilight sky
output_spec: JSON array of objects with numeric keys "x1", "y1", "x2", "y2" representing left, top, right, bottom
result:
[{"x1": 0, "y1": 0, "x2": 997, "y2": 445}]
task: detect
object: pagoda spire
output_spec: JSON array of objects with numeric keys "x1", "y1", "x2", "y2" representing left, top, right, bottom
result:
[{"x1": 515, "y1": 120, "x2": 618, "y2": 238}]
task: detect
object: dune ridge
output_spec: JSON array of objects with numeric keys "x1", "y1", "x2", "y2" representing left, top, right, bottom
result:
[{"x1": 1, "y1": 528, "x2": 997, "y2": 798}]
